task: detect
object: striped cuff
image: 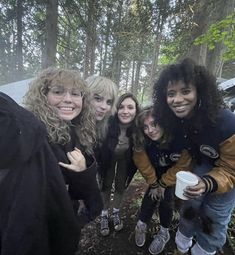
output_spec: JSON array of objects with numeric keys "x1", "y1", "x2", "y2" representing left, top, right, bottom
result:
[
  {"x1": 150, "y1": 180, "x2": 159, "y2": 188},
  {"x1": 201, "y1": 175, "x2": 218, "y2": 193},
  {"x1": 157, "y1": 179, "x2": 167, "y2": 188}
]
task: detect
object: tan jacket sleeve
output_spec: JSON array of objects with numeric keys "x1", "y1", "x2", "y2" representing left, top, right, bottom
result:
[
  {"x1": 160, "y1": 149, "x2": 192, "y2": 187},
  {"x1": 132, "y1": 149, "x2": 157, "y2": 185},
  {"x1": 207, "y1": 135, "x2": 235, "y2": 193}
]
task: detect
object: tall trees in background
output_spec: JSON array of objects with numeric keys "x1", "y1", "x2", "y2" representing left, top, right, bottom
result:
[{"x1": 0, "y1": 0, "x2": 234, "y2": 100}]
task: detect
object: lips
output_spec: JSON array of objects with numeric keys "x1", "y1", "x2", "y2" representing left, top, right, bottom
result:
[{"x1": 173, "y1": 105, "x2": 188, "y2": 112}]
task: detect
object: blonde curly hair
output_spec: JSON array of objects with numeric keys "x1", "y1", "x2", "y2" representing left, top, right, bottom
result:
[
  {"x1": 23, "y1": 67, "x2": 96, "y2": 155},
  {"x1": 86, "y1": 75, "x2": 118, "y2": 143}
]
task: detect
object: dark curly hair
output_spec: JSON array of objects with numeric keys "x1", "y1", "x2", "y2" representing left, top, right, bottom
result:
[{"x1": 152, "y1": 58, "x2": 223, "y2": 133}]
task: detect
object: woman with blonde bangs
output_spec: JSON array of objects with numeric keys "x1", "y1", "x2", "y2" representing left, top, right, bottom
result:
[
  {"x1": 86, "y1": 75, "x2": 118, "y2": 143},
  {"x1": 24, "y1": 68, "x2": 103, "y2": 238}
]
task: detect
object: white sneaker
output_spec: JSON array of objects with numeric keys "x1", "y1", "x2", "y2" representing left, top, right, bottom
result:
[
  {"x1": 135, "y1": 222, "x2": 147, "y2": 247},
  {"x1": 148, "y1": 228, "x2": 170, "y2": 254}
]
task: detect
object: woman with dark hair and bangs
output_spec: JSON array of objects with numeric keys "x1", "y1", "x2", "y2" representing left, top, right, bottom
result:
[
  {"x1": 98, "y1": 92, "x2": 140, "y2": 237},
  {"x1": 152, "y1": 58, "x2": 235, "y2": 255}
]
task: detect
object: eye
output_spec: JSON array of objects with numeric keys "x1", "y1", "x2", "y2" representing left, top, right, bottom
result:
[
  {"x1": 50, "y1": 86, "x2": 64, "y2": 95},
  {"x1": 143, "y1": 125, "x2": 148, "y2": 131},
  {"x1": 127, "y1": 105, "x2": 134, "y2": 110},
  {"x1": 167, "y1": 91, "x2": 175, "y2": 97},
  {"x1": 150, "y1": 121, "x2": 155, "y2": 128},
  {"x1": 182, "y1": 88, "x2": 191, "y2": 95},
  {"x1": 94, "y1": 95, "x2": 102, "y2": 102},
  {"x1": 71, "y1": 89, "x2": 82, "y2": 97},
  {"x1": 106, "y1": 100, "x2": 113, "y2": 106}
]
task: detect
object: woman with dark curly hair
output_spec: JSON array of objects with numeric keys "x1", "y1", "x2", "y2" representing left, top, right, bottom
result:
[
  {"x1": 24, "y1": 68, "x2": 103, "y2": 241},
  {"x1": 152, "y1": 58, "x2": 235, "y2": 255},
  {"x1": 98, "y1": 93, "x2": 139, "y2": 236}
]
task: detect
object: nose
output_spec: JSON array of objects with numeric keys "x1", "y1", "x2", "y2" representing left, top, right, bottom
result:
[
  {"x1": 173, "y1": 93, "x2": 184, "y2": 103},
  {"x1": 122, "y1": 107, "x2": 128, "y2": 114},
  {"x1": 100, "y1": 101, "x2": 108, "y2": 110},
  {"x1": 63, "y1": 91, "x2": 72, "y2": 102},
  {"x1": 148, "y1": 126, "x2": 154, "y2": 133}
]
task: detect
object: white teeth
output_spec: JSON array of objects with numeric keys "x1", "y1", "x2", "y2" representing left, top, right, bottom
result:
[
  {"x1": 59, "y1": 107, "x2": 73, "y2": 111},
  {"x1": 175, "y1": 106, "x2": 185, "y2": 111}
]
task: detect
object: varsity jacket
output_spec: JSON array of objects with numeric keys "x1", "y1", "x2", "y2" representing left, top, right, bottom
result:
[
  {"x1": 160, "y1": 108, "x2": 235, "y2": 194},
  {"x1": 133, "y1": 138, "x2": 192, "y2": 187}
]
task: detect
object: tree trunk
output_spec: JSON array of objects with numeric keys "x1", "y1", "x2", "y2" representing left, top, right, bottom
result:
[
  {"x1": 16, "y1": 0, "x2": 23, "y2": 79},
  {"x1": 42, "y1": 0, "x2": 58, "y2": 68},
  {"x1": 188, "y1": 0, "x2": 212, "y2": 65},
  {"x1": 83, "y1": 0, "x2": 97, "y2": 78},
  {"x1": 206, "y1": 0, "x2": 235, "y2": 76}
]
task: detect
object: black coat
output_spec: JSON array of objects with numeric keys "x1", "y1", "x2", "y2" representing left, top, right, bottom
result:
[
  {"x1": 0, "y1": 93, "x2": 80, "y2": 255},
  {"x1": 97, "y1": 116, "x2": 137, "y2": 188},
  {"x1": 50, "y1": 129, "x2": 103, "y2": 226}
]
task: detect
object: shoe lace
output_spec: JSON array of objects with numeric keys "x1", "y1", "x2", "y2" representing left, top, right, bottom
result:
[
  {"x1": 113, "y1": 212, "x2": 121, "y2": 226},
  {"x1": 153, "y1": 229, "x2": 169, "y2": 243},
  {"x1": 101, "y1": 216, "x2": 109, "y2": 230}
]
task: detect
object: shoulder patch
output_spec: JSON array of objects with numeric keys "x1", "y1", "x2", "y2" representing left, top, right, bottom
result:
[
  {"x1": 200, "y1": 145, "x2": 219, "y2": 158},
  {"x1": 170, "y1": 153, "x2": 181, "y2": 162}
]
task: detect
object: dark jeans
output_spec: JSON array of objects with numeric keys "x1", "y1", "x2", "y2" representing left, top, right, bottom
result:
[
  {"x1": 139, "y1": 186, "x2": 175, "y2": 228},
  {"x1": 102, "y1": 154, "x2": 128, "y2": 210}
]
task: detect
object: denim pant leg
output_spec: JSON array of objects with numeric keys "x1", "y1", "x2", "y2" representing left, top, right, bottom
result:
[
  {"x1": 178, "y1": 198, "x2": 200, "y2": 238},
  {"x1": 139, "y1": 187, "x2": 159, "y2": 223},
  {"x1": 197, "y1": 188, "x2": 235, "y2": 253},
  {"x1": 159, "y1": 187, "x2": 175, "y2": 228}
]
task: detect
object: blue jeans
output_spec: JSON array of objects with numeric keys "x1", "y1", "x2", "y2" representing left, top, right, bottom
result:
[{"x1": 179, "y1": 164, "x2": 235, "y2": 253}]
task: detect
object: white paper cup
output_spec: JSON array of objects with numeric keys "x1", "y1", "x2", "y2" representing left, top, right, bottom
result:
[{"x1": 175, "y1": 171, "x2": 198, "y2": 200}]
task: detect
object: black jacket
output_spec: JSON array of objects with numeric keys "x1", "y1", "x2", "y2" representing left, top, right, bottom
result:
[
  {"x1": 50, "y1": 129, "x2": 103, "y2": 226},
  {"x1": 97, "y1": 116, "x2": 137, "y2": 188},
  {"x1": 0, "y1": 93, "x2": 80, "y2": 255}
]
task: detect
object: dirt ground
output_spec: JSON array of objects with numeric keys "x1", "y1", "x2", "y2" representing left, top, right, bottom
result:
[{"x1": 79, "y1": 176, "x2": 235, "y2": 255}]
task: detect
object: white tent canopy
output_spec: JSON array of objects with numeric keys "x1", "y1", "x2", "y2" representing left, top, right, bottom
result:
[
  {"x1": 218, "y1": 77, "x2": 235, "y2": 91},
  {"x1": 0, "y1": 78, "x2": 34, "y2": 105}
]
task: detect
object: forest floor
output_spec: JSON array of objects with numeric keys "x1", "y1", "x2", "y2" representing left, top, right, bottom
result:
[{"x1": 79, "y1": 174, "x2": 235, "y2": 255}]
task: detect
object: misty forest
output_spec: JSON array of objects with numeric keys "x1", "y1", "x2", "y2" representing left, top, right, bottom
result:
[{"x1": 0, "y1": 0, "x2": 235, "y2": 103}]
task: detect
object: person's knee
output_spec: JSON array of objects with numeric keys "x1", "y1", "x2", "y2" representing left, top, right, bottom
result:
[{"x1": 175, "y1": 229, "x2": 193, "y2": 253}]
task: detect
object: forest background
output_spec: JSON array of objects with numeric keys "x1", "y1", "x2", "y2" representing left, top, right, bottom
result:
[{"x1": 0, "y1": 0, "x2": 235, "y2": 103}]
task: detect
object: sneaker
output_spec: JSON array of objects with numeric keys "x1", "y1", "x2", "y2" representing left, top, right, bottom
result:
[
  {"x1": 148, "y1": 228, "x2": 170, "y2": 255},
  {"x1": 100, "y1": 215, "x2": 110, "y2": 236},
  {"x1": 135, "y1": 222, "x2": 147, "y2": 247},
  {"x1": 112, "y1": 211, "x2": 123, "y2": 231}
]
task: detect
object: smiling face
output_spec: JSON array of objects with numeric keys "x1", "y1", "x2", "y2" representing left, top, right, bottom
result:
[
  {"x1": 47, "y1": 85, "x2": 83, "y2": 121},
  {"x1": 143, "y1": 115, "x2": 164, "y2": 141},
  {"x1": 166, "y1": 80, "x2": 198, "y2": 119},
  {"x1": 91, "y1": 93, "x2": 113, "y2": 121},
  {"x1": 117, "y1": 97, "x2": 137, "y2": 124}
]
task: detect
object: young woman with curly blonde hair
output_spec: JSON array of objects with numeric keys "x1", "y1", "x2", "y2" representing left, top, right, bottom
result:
[{"x1": 24, "y1": 68, "x2": 103, "y2": 238}]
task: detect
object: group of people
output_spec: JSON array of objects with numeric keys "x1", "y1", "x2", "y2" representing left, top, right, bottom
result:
[{"x1": 0, "y1": 58, "x2": 234, "y2": 255}]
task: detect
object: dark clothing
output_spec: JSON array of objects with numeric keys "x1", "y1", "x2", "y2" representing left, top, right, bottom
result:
[
  {"x1": 98, "y1": 116, "x2": 137, "y2": 189},
  {"x1": 139, "y1": 187, "x2": 175, "y2": 228},
  {"x1": 0, "y1": 93, "x2": 80, "y2": 255},
  {"x1": 50, "y1": 133, "x2": 103, "y2": 226},
  {"x1": 138, "y1": 139, "x2": 184, "y2": 226},
  {"x1": 172, "y1": 108, "x2": 235, "y2": 252}
]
